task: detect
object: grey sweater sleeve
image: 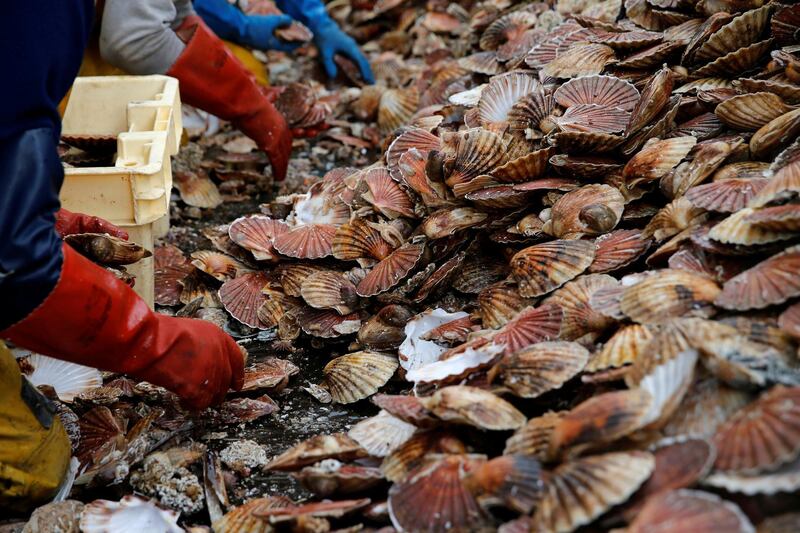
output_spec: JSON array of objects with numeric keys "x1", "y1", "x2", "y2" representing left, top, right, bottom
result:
[{"x1": 99, "y1": 0, "x2": 195, "y2": 75}]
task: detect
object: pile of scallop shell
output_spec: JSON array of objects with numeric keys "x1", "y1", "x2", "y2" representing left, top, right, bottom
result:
[{"x1": 148, "y1": 0, "x2": 800, "y2": 531}]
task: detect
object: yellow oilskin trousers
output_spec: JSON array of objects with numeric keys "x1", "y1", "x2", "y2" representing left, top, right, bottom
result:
[{"x1": 0, "y1": 342, "x2": 70, "y2": 514}]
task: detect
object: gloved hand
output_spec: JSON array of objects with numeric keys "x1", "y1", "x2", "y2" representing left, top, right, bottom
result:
[
  {"x1": 194, "y1": 0, "x2": 301, "y2": 52},
  {"x1": 168, "y1": 16, "x2": 292, "y2": 180},
  {"x1": 243, "y1": 14, "x2": 303, "y2": 52},
  {"x1": 312, "y1": 20, "x2": 375, "y2": 84},
  {"x1": 2, "y1": 244, "x2": 245, "y2": 411},
  {"x1": 54, "y1": 208, "x2": 129, "y2": 240}
]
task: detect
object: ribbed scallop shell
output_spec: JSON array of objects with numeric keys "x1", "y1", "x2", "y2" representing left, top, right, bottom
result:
[
  {"x1": 174, "y1": 170, "x2": 223, "y2": 209},
  {"x1": 80, "y1": 496, "x2": 182, "y2": 533},
  {"x1": 694, "y1": 4, "x2": 773, "y2": 64},
  {"x1": 715, "y1": 92, "x2": 795, "y2": 131},
  {"x1": 190, "y1": 251, "x2": 247, "y2": 281},
  {"x1": 548, "y1": 131, "x2": 626, "y2": 153},
  {"x1": 628, "y1": 490, "x2": 754, "y2": 533},
  {"x1": 550, "y1": 389, "x2": 652, "y2": 453},
  {"x1": 507, "y1": 89, "x2": 555, "y2": 136},
  {"x1": 477, "y1": 72, "x2": 543, "y2": 125},
  {"x1": 363, "y1": 168, "x2": 415, "y2": 219},
  {"x1": 277, "y1": 263, "x2": 327, "y2": 297},
  {"x1": 323, "y1": 351, "x2": 398, "y2": 404},
  {"x1": 490, "y1": 341, "x2": 589, "y2": 399},
  {"x1": 478, "y1": 282, "x2": 532, "y2": 329},
  {"x1": 694, "y1": 39, "x2": 774, "y2": 78},
  {"x1": 550, "y1": 154, "x2": 622, "y2": 179},
  {"x1": 493, "y1": 304, "x2": 564, "y2": 354},
  {"x1": 745, "y1": 204, "x2": 800, "y2": 232},
  {"x1": 623, "y1": 137, "x2": 697, "y2": 186},
  {"x1": 445, "y1": 129, "x2": 508, "y2": 187},
  {"x1": 378, "y1": 87, "x2": 420, "y2": 135},
  {"x1": 504, "y1": 410, "x2": 564, "y2": 459},
  {"x1": 406, "y1": 339, "x2": 504, "y2": 385},
  {"x1": 617, "y1": 41, "x2": 685, "y2": 69},
  {"x1": 372, "y1": 394, "x2": 437, "y2": 428},
  {"x1": 355, "y1": 242, "x2": 422, "y2": 297},
  {"x1": 219, "y1": 272, "x2": 271, "y2": 329},
  {"x1": 533, "y1": 451, "x2": 655, "y2": 533},
  {"x1": 750, "y1": 108, "x2": 800, "y2": 161},
  {"x1": 620, "y1": 269, "x2": 720, "y2": 324},
  {"x1": 492, "y1": 148, "x2": 554, "y2": 183},
  {"x1": 272, "y1": 224, "x2": 336, "y2": 259},
  {"x1": 421, "y1": 386, "x2": 526, "y2": 430},
  {"x1": 332, "y1": 219, "x2": 393, "y2": 262},
  {"x1": 388, "y1": 455, "x2": 488, "y2": 533},
  {"x1": 708, "y1": 208, "x2": 796, "y2": 246},
  {"x1": 300, "y1": 271, "x2": 359, "y2": 315},
  {"x1": 686, "y1": 178, "x2": 768, "y2": 213},
  {"x1": 348, "y1": 410, "x2": 417, "y2": 457},
  {"x1": 703, "y1": 457, "x2": 800, "y2": 496},
  {"x1": 542, "y1": 43, "x2": 616, "y2": 79},
  {"x1": 480, "y1": 10, "x2": 538, "y2": 50},
  {"x1": 458, "y1": 51, "x2": 502, "y2": 75},
  {"x1": 266, "y1": 433, "x2": 366, "y2": 471},
  {"x1": 545, "y1": 184, "x2": 625, "y2": 239},
  {"x1": 625, "y1": 67, "x2": 673, "y2": 136},
  {"x1": 633, "y1": 346, "x2": 699, "y2": 429},
  {"x1": 510, "y1": 240, "x2": 596, "y2": 298},
  {"x1": 544, "y1": 274, "x2": 617, "y2": 340},
  {"x1": 228, "y1": 215, "x2": 288, "y2": 262},
  {"x1": 24, "y1": 354, "x2": 102, "y2": 403},
  {"x1": 554, "y1": 75, "x2": 640, "y2": 111},
  {"x1": 242, "y1": 358, "x2": 298, "y2": 392},
  {"x1": 465, "y1": 185, "x2": 532, "y2": 210},
  {"x1": 643, "y1": 197, "x2": 707, "y2": 242},
  {"x1": 553, "y1": 104, "x2": 630, "y2": 134},
  {"x1": 779, "y1": 302, "x2": 800, "y2": 339},
  {"x1": 297, "y1": 307, "x2": 361, "y2": 338},
  {"x1": 422, "y1": 207, "x2": 487, "y2": 239},
  {"x1": 586, "y1": 324, "x2": 654, "y2": 372},
  {"x1": 385, "y1": 128, "x2": 442, "y2": 177},
  {"x1": 212, "y1": 497, "x2": 291, "y2": 533},
  {"x1": 590, "y1": 229, "x2": 651, "y2": 274}
]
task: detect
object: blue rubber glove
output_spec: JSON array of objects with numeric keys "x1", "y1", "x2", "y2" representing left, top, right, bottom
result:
[
  {"x1": 193, "y1": 0, "x2": 302, "y2": 52},
  {"x1": 275, "y1": 0, "x2": 375, "y2": 83}
]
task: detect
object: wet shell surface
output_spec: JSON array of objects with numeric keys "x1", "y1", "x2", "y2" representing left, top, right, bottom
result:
[
  {"x1": 323, "y1": 352, "x2": 399, "y2": 404},
  {"x1": 510, "y1": 240, "x2": 596, "y2": 298},
  {"x1": 219, "y1": 272, "x2": 271, "y2": 329},
  {"x1": 492, "y1": 304, "x2": 564, "y2": 354},
  {"x1": 228, "y1": 215, "x2": 288, "y2": 262},
  {"x1": 272, "y1": 224, "x2": 337, "y2": 260},
  {"x1": 490, "y1": 341, "x2": 589, "y2": 399}
]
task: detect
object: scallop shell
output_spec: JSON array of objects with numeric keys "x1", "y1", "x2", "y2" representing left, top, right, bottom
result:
[
  {"x1": 620, "y1": 269, "x2": 720, "y2": 324},
  {"x1": 554, "y1": 75, "x2": 640, "y2": 111},
  {"x1": 779, "y1": 302, "x2": 800, "y2": 339},
  {"x1": 399, "y1": 308, "x2": 469, "y2": 372},
  {"x1": 507, "y1": 89, "x2": 556, "y2": 136},
  {"x1": 372, "y1": 393, "x2": 437, "y2": 428},
  {"x1": 623, "y1": 137, "x2": 697, "y2": 186},
  {"x1": 80, "y1": 496, "x2": 181, "y2": 533},
  {"x1": 406, "y1": 339, "x2": 504, "y2": 385},
  {"x1": 625, "y1": 66, "x2": 674, "y2": 136},
  {"x1": 510, "y1": 240, "x2": 596, "y2": 298},
  {"x1": 715, "y1": 92, "x2": 795, "y2": 131},
  {"x1": 386, "y1": 128, "x2": 443, "y2": 178},
  {"x1": 363, "y1": 167, "x2": 416, "y2": 219},
  {"x1": 348, "y1": 410, "x2": 417, "y2": 457},
  {"x1": 242, "y1": 358, "x2": 298, "y2": 392},
  {"x1": 504, "y1": 411, "x2": 565, "y2": 460},
  {"x1": 694, "y1": 4, "x2": 773, "y2": 63},
  {"x1": 550, "y1": 389, "x2": 652, "y2": 453},
  {"x1": 465, "y1": 185, "x2": 532, "y2": 210},
  {"x1": 228, "y1": 216, "x2": 288, "y2": 262},
  {"x1": 628, "y1": 490, "x2": 754, "y2": 533},
  {"x1": 277, "y1": 263, "x2": 327, "y2": 297},
  {"x1": 422, "y1": 208, "x2": 487, "y2": 238},
  {"x1": 294, "y1": 462, "x2": 384, "y2": 498},
  {"x1": 323, "y1": 351, "x2": 398, "y2": 404},
  {"x1": 478, "y1": 282, "x2": 532, "y2": 329},
  {"x1": 586, "y1": 324, "x2": 654, "y2": 372},
  {"x1": 735, "y1": 77, "x2": 800, "y2": 105},
  {"x1": 357, "y1": 242, "x2": 424, "y2": 297},
  {"x1": 458, "y1": 52, "x2": 502, "y2": 75},
  {"x1": 713, "y1": 385, "x2": 800, "y2": 474},
  {"x1": 492, "y1": 304, "x2": 564, "y2": 354},
  {"x1": 378, "y1": 87, "x2": 420, "y2": 135},
  {"x1": 23, "y1": 354, "x2": 102, "y2": 403},
  {"x1": 398, "y1": 148, "x2": 452, "y2": 208},
  {"x1": 703, "y1": 456, "x2": 800, "y2": 496},
  {"x1": 213, "y1": 497, "x2": 292, "y2": 533},
  {"x1": 633, "y1": 347, "x2": 699, "y2": 429},
  {"x1": 477, "y1": 72, "x2": 543, "y2": 126},
  {"x1": 716, "y1": 244, "x2": 800, "y2": 311},
  {"x1": 550, "y1": 154, "x2": 622, "y2": 179},
  {"x1": 542, "y1": 43, "x2": 616, "y2": 79},
  {"x1": 480, "y1": 10, "x2": 538, "y2": 50},
  {"x1": 533, "y1": 451, "x2": 655, "y2": 533},
  {"x1": 332, "y1": 219, "x2": 393, "y2": 262},
  {"x1": 552, "y1": 104, "x2": 630, "y2": 134},
  {"x1": 750, "y1": 107, "x2": 800, "y2": 160},
  {"x1": 625, "y1": 0, "x2": 692, "y2": 30},
  {"x1": 219, "y1": 272, "x2": 271, "y2": 329},
  {"x1": 490, "y1": 341, "x2": 589, "y2": 399},
  {"x1": 173, "y1": 170, "x2": 223, "y2": 209},
  {"x1": 686, "y1": 178, "x2": 768, "y2": 213},
  {"x1": 445, "y1": 129, "x2": 508, "y2": 187},
  {"x1": 745, "y1": 204, "x2": 800, "y2": 232},
  {"x1": 272, "y1": 224, "x2": 336, "y2": 259},
  {"x1": 545, "y1": 184, "x2": 625, "y2": 239},
  {"x1": 421, "y1": 386, "x2": 526, "y2": 431},
  {"x1": 297, "y1": 307, "x2": 361, "y2": 338},
  {"x1": 643, "y1": 197, "x2": 707, "y2": 242},
  {"x1": 265, "y1": 433, "x2": 367, "y2": 471},
  {"x1": 492, "y1": 148, "x2": 554, "y2": 183},
  {"x1": 544, "y1": 274, "x2": 617, "y2": 340},
  {"x1": 300, "y1": 271, "x2": 359, "y2": 315},
  {"x1": 388, "y1": 455, "x2": 488, "y2": 533},
  {"x1": 617, "y1": 41, "x2": 685, "y2": 69},
  {"x1": 190, "y1": 251, "x2": 248, "y2": 281},
  {"x1": 694, "y1": 38, "x2": 774, "y2": 78},
  {"x1": 65, "y1": 233, "x2": 151, "y2": 267},
  {"x1": 548, "y1": 131, "x2": 626, "y2": 153},
  {"x1": 590, "y1": 229, "x2": 652, "y2": 273}
]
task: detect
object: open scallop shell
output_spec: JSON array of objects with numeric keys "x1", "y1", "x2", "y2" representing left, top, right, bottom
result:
[
  {"x1": 490, "y1": 341, "x2": 589, "y2": 399},
  {"x1": 421, "y1": 386, "x2": 526, "y2": 430},
  {"x1": 398, "y1": 148, "x2": 452, "y2": 208},
  {"x1": 348, "y1": 410, "x2": 417, "y2": 457},
  {"x1": 357, "y1": 243, "x2": 424, "y2": 297},
  {"x1": 550, "y1": 389, "x2": 652, "y2": 454},
  {"x1": 399, "y1": 308, "x2": 469, "y2": 372},
  {"x1": 590, "y1": 229, "x2": 651, "y2": 273},
  {"x1": 23, "y1": 354, "x2": 102, "y2": 403},
  {"x1": 715, "y1": 245, "x2": 800, "y2": 310},
  {"x1": 493, "y1": 304, "x2": 564, "y2": 354},
  {"x1": 511, "y1": 240, "x2": 596, "y2": 298},
  {"x1": 323, "y1": 351, "x2": 398, "y2": 404},
  {"x1": 554, "y1": 75, "x2": 640, "y2": 111},
  {"x1": 533, "y1": 451, "x2": 655, "y2": 533},
  {"x1": 388, "y1": 455, "x2": 488, "y2": 533},
  {"x1": 542, "y1": 43, "x2": 616, "y2": 79},
  {"x1": 363, "y1": 167, "x2": 416, "y2": 219},
  {"x1": 477, "y1": 71, "x2": 543, "y2": 125},
  {"x1": 713, "y1": 385, "x2": 800, "y2": 474},
  {"x1": 228, "y1": 216, "x2": 288, "y2": 262},
  {"x1": 445, "y1": 129, "x2": 508, "y2": 187},
  {"x1": 272, "y1": 224, "x2": 337, "y2": 259},
  {"x1": 80, "y1": 496, "x2": 181, "y2": 533},
  {"x1": 619, "y1": 269, "x2": 720, "y2": 324},
  {"x1": 219, "y1": 272, "x2": 271, "y2": 329},
  {"x1": 545, "y1": 184, "x2": 625, "y2": 239},
  {"x1": 715, "y1": 92, "x2": 795, "y2": 131},
  {"x1": 628, "y1": 490, "x2": 754, "y2": 533},
  {"x1": 406, "y1": 339, "x2": 504, "y2": 385},
  {"x1": 586, "y1": 324, "x2": 654, "y2": 373}
]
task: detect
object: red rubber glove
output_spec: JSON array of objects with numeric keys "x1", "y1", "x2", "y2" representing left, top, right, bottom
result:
[
  {"x1": 167, "y1": 16, "x2": 292, "y2": 181},
  {"x1": 1, "y1": 245, "x2": 245, "y2": 411},
  {"x1": 55, "y1": 208, "x2": 129, "y2": 240}
]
